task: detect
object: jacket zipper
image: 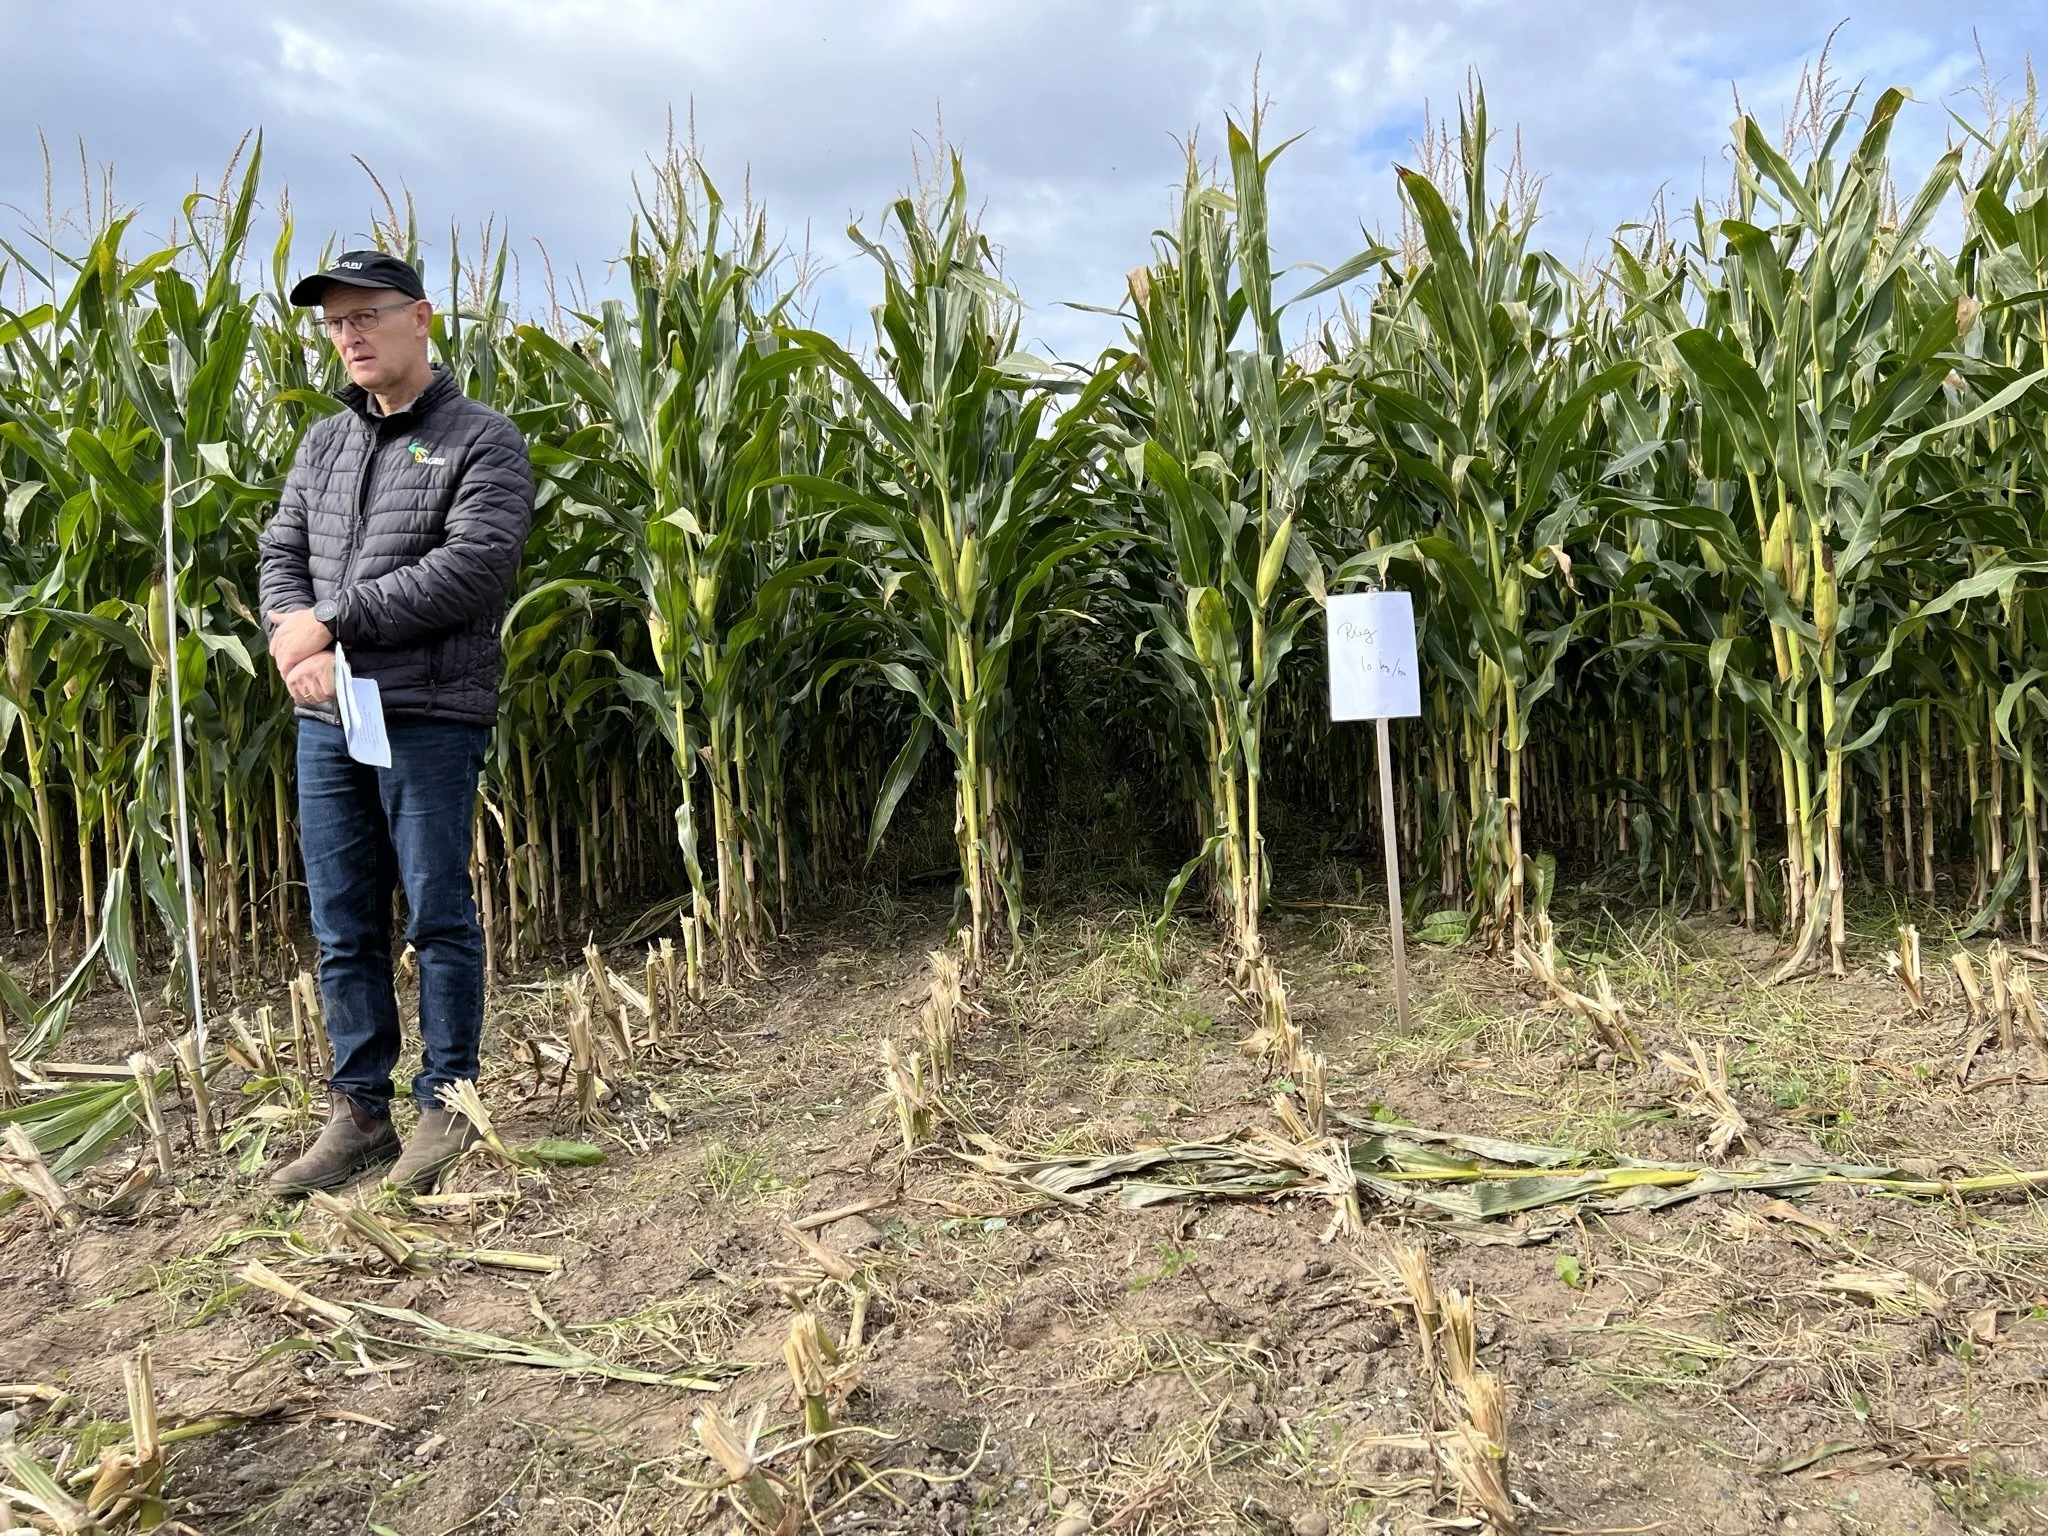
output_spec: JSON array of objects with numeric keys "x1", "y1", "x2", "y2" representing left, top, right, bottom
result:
[
  {"x1": 340, "y1": 416, "x2": 380, "y2": 591},
  {"x1": 337, "y1": 374, "x2": 440, "y2": 606}
]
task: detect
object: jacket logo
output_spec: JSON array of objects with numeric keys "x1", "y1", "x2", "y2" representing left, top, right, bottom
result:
[{"x1": 407, "y1": 439, "x2": 448, "y2": 467}]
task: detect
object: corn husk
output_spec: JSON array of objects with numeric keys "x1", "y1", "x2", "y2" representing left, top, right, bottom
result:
[
  {"x1": 1518, "y1": 914, "x2": 1643, "y2": 1065},
  {"x1": 1657, "y1": 1037, "x2": 1750, "y2": 1158},
  {"x1": 0, "y1": 1125, "x2": 79, "y2": 1229},
  {"x1": 880, "y1": 1038, "x2": 933, "y2": 1153},
  {"x1": 1989, "y1": 942, "x2": 2017, "y2": 1050},
  {"x1": 1953, "y1": 949, "x2": 1987, "y2": 1022},
  {"x1": 170, "y1": 1032, "x2": 213, "y2": 1150},
  {"x1": 695, "y1": 1406, "x2": 786, "y2": 1530},
  {"x1": 1886, "y1": 924, "x2": 1925, "y2": 1010},
  {"x1": 128, "y1": 1052, "x2": 174, "y2": 1179}
]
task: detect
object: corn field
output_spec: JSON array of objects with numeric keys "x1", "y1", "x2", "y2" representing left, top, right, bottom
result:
[{"x1": 3, "y1": 75, "x2": 2047, "y2": 1034}]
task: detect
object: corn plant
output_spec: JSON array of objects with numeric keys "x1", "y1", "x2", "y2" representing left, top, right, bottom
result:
[
  {"x1": 1332, "y1": 92, "x2": 1636, "y2": 945},
  {"x1": 519, "y1": 150, "x2": 824, "y2": 980},
  {"x1": 1, "y1": 69, "x2": 2047, "y2": 1049},
  {"x1": 787, "y1": 155, "x2": 1126, "y2": 972},
  {"x1": 1110, "y1": 109, "x2": 1384, "y2": 966}
]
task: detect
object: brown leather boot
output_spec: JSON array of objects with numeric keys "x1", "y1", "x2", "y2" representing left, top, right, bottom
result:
[
  {"x1": 384, "y1": 1106, "x2": 481, "y2": 1194},
  {"x1": 267, "y1": 1097, "x2": 400, "y2": 1194}
]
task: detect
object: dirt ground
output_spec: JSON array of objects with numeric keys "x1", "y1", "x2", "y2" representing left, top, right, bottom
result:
[{"x1": 4, "y1": 892, "x2": 2046, "y2": 1535}]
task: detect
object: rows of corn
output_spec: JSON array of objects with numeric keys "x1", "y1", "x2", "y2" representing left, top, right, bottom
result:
[{"x1": 2, "y1": 77, "x2": 2047, "y2": 1028}]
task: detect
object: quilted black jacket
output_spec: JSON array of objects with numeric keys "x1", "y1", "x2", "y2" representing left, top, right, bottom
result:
[{"x1": 258, "y1": 368, "x2": 532, "y2": 727}]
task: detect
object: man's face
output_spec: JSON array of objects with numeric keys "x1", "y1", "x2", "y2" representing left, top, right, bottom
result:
[{"x1": 320, "y1": 285, "x2": 431, "y2": 393}]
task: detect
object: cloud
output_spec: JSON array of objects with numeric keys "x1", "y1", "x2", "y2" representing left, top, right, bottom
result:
[{"x1": 3, "y1": 1, "x2": 2035, "y2": 354}]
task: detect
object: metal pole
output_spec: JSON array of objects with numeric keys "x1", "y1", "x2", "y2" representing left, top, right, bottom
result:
[
  {"x1": 1375, "y1": 715, "x2": 1410, "y2": 1033},
  {"x1": 163, "y1": 442, "x2": 207, "y2": 1054}
]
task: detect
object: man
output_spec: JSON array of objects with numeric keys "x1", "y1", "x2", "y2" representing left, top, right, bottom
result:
[{"x1": 258, "y1": 250, "x2": 532, "y2": 1195}]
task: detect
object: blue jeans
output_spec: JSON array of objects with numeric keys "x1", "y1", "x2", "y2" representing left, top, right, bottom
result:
[{"x1": 296, "y1": 717, "x2": 490, "y2": 1116}]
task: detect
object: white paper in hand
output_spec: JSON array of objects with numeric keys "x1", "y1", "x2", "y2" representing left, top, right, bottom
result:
[
  {"x1": 1327, "y1": 589, "x2": 1422, "y2": 721},
  {"x1": 332, "y1": 645, "x2": 392, "y2": 768}
]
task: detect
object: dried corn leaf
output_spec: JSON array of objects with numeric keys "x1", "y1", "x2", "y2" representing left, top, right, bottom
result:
[
  {"x1": 959, "y1": 1119, "x2": 2048, "y2": 1229},
  {"x1": 0, "y1": 1440, "x2": 93, "y2": 1534},
  {"x1": 1816, "y1": 1268, "x2": 1945, "y2": 1316},
  {"x1": 237, "y1": 1263, "x2": 736, "y2": 1389}
]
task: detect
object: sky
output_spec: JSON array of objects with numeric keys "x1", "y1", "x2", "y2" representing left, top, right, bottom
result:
[{"x1": 2, "y1": 2, "x2": 2037, "y2": 358}]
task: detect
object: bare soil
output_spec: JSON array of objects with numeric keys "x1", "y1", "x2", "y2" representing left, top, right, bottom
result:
[{"x1": 4, "y1": 897, "x2": 2046, "y2": 1535}]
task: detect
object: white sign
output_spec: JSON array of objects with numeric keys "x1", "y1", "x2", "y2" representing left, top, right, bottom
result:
[{"x1": 1327, "y1": 590, "x2": 1421, "y2": 721}]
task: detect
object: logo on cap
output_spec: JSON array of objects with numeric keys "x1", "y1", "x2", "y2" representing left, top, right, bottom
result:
[{"x1": 340, "y1": 260, "x2": 363, "y2": 269}]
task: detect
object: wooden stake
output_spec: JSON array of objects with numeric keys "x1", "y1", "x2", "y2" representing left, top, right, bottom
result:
[
  {"x1": 162, "y1": 442, "x2": 208, "y2": 1057},
  {"x1": 1376, "y1": 716, "x2": 1411, "y2": 1034}
]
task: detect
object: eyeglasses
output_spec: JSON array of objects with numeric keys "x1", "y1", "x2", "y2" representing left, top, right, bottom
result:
[{"x1": 321, "y1": 299, "x2": 417, "y2": 338}]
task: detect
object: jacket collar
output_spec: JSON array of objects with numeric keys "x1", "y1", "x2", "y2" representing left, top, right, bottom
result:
[{"x1": 339, "y1": 365, "x2": 457, "y2": 426}]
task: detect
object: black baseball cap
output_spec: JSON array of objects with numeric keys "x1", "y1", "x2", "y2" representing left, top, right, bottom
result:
[{"x1": 289, "y1": 249, "x2": 427, "y2": 307}]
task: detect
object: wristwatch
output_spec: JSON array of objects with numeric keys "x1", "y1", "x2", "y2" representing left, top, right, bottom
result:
[{"x1": 313, "y1": 598, "x2": 340, "y2": 627}]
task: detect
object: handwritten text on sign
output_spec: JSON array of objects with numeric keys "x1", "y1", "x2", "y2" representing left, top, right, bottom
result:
[{"x1": 1327, "y1": 590, "x2": 1421, "y2": 721}]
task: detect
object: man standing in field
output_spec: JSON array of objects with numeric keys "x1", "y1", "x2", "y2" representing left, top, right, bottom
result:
[{"x1": 258, "y1": 250, "x2": 532, "y2": 1195}]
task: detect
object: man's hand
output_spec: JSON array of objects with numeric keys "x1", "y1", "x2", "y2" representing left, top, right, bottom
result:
[
  {"x1": 285, "y1": 650, "x2": 337, "y2": 707},
  {"x1": 266, "y1": 608, "x2": 334, "y2": 675}
]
